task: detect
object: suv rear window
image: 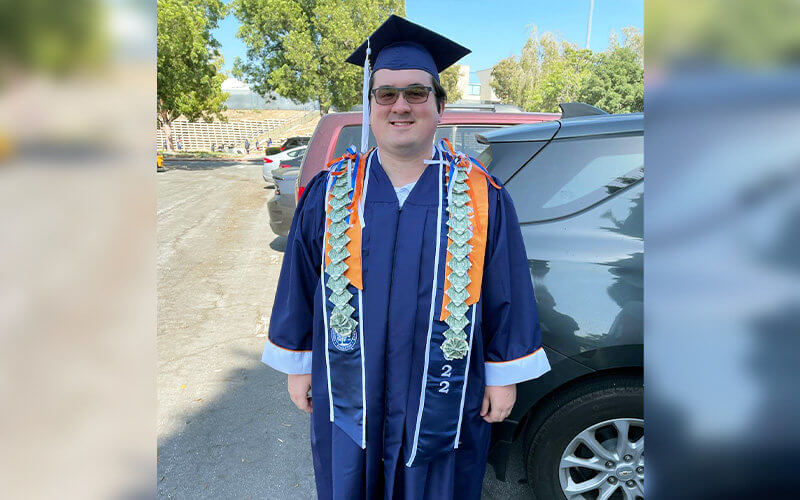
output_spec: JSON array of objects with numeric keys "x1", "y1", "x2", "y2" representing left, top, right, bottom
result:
[
  {"x1": 333, "y1": 125, "x2": 503, "y2": 159},
  {"x1": 506, "y1": 133, "x2": 643, "y2": 222}
]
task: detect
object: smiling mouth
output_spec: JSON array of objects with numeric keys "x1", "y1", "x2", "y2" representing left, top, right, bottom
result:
[{"x1": 389, "y1": 120, "x2": 414, "y2": 128}]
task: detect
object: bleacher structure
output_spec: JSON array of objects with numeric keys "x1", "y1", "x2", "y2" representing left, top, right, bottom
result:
[{"x1": 156, "y1": 118, "x2": 290, "y2": 152}]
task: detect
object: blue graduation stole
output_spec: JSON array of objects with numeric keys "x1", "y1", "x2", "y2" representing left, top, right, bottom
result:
[
  {"x1": 404, "y1": 142, "x2": 487, "y2": 467},
  {"x1": 320, "y1": 147, "x2": 368, "y2": 449}
]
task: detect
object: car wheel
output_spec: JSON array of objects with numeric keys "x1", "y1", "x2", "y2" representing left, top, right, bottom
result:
[{"x1": 525, "y1": 377, "x2": 643, "y2": 500}]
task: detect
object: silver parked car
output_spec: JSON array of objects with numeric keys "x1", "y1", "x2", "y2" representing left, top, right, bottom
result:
[
  {"x1": 267, "y1": 167, "x2": 300, "y2": 236},
  {"x1": 262, "y1": 146, "x2": 307, "y2": 183}
]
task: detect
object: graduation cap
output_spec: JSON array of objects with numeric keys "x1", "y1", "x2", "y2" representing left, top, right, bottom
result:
[{"x1": 345, "y1": 15, "x2": 471, "y2": 152}]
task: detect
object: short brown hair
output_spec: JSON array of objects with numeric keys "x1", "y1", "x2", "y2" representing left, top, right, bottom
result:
[{"x1": 369, "y1": 72, "x2": 447, "y2": 113}]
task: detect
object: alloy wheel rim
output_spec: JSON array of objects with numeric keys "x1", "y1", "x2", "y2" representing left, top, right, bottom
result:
[{"x1": 558, "y1": 417, "x2": 644, "y2": 500}]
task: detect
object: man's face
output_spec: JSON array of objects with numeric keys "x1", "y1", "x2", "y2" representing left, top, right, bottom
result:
[{"x1": 369, "y1": 69, "x2": 441, "y2": 155}]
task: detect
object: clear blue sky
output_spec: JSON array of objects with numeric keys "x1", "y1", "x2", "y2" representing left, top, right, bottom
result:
[{"x1": 213, "y1": 0, "x2": 642, "y2": 75}]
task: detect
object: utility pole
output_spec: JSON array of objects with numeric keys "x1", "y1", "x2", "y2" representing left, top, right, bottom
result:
[{"x1": 586, "y1": 0, "x2": 594, "y2": 49}]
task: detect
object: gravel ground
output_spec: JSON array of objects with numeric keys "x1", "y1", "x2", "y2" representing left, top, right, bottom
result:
[{"x1": 157, "y1": 159, "x2": 534, "y2": 499}]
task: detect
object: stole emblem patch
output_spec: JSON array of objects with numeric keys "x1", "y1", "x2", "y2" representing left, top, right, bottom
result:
[{"x1": 330, "y1": 326, "x2": 358, "y2": 352}]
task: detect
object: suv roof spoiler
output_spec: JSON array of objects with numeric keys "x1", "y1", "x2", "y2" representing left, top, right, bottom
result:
[{"x1": 559, "y1": 102, "x2": 609, "y2": 119}]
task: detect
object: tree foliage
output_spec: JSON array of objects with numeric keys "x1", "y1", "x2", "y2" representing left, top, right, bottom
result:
[
  {"x1": 157, "y1": 0, "x2": 229, "y2": 149},
  {"x1": 580, "y1": 28, "x2": 643, "y2": 113},
  {"x1": 439, "y1": 65, "x2": 462, "y2": 103},
  {"x1": 232, "y1": 0, "x2": 405, "y2": 114},
  {"x1": 490, "y1": 27, "x2": 643, "y2": 113}
]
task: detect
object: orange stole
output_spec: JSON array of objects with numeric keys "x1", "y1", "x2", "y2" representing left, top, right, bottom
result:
[
  {"x1": 323, "y1": 152, "x2": 368, "y2": 290},
  {"x1": 439, "y1": 166, "x2": 490, "y2": 321}
]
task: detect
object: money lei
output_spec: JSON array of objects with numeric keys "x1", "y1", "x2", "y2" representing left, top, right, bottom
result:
[
  {"x1": 326, "y1": 172, "x2": 357, "y2": 337},
  {"x1": 441, "y1": 165, "x2": 473, "y2": 361}
]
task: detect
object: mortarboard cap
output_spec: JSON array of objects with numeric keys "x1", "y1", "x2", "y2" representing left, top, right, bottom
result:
[
  {"x1": 345, "y1": 15, "x2": 471, "y2": 152},
  {"x1": 346, "y1": 15, "x2": 471, "y2": 82}
]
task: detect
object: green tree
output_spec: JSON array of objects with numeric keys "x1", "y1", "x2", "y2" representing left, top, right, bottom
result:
[
  {"x1": 490, "y1": 56, "x2": 524, "y2": 106},
  {"x1": 490, "y1": 30, "x2": 592, "y2": 113},
  {"x1": 538, "y1": 45, "x2": 594, "y2": 112},
  {"x1": 157, "y1": 0, "x2": 229, "y2": 150},
  {"x1": 579, "y1": 28, "x2": 643, "y2": 113},
  {"x1": 439, "y1": 65, "x2": 463, "y2": 104},
  {"x1": 489, "y1": 27, "x2": 642, "y2": 114},
  {"x1": 232, "y1": 0, "x2": 405, "y2": 114}
]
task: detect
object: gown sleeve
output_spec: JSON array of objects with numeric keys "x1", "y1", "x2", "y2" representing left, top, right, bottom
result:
[
  {"x1": 261, "y1": 171, "x2": 328, "y2": 374},
  {"x1": 480, "y1": 181, "x2": 551, "y2": 386}
]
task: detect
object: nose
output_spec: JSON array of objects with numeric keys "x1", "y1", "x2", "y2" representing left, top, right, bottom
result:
[{"x1": 390, "y1": 92, "x2": 412, "y2": 113}]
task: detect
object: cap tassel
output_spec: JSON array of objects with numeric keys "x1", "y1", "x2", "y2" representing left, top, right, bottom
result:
[{"x1": 360, "y1": 39, "x2": 371, "y2": 153}]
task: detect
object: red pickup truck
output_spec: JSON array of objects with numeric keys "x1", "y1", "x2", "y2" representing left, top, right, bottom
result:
[{"x1": 267, "y1": 107, "x2": 558, "y2": 237}]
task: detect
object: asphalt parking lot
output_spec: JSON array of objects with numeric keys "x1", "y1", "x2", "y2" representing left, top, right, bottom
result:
[{"x1": 157, "y1": 159, "x2": 533, "y2": 498}]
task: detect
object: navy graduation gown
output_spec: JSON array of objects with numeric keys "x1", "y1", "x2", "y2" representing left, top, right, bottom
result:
[{"x1": 263, "y1": 149, "x2": 550, "y2": 499}]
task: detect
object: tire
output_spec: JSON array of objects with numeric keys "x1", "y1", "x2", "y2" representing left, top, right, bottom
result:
[{"x1": 525, "y1": 375, "x2": 643, "y2": 500}]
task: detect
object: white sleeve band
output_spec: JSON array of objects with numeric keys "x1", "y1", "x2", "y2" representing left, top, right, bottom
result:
[
  {"x1": 485, "y1": 347, "x2": 551, "y2": 386},
  {"x1": 261, "y1": 337, "x2": 313, "y2": 375}
]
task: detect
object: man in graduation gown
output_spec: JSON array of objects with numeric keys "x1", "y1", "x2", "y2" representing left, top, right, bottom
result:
[{"x1": 262, "y1": 15, "x2": 551, "y2": 500}]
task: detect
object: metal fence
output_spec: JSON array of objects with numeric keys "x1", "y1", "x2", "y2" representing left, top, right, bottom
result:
[{"x1": 156, "y1": 118, "x2": 290, "y2": 151}]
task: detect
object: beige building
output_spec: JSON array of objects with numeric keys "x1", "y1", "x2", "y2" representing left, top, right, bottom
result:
[
  {"x1": 475, "y1": 68, "x2": 500, "y2": 103},
  {"x1": 451, "y1": 64, "x2": 500, "y2": 104}
]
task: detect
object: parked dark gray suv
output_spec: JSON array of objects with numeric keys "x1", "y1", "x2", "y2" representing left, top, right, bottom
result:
[{"x1": 478, "y1": 103, "x2": 643, "y2": 500}]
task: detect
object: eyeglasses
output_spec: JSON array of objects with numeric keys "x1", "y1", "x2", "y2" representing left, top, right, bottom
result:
[{"x1": 371, "y1": 85, "x2": 434, "y2": 105}]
